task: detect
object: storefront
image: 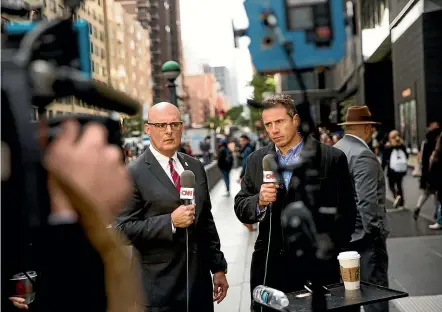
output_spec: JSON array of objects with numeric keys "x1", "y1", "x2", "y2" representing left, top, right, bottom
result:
[
  {"x1": 391, "y1": 1, "x2": 442, "y2": 146},
  {"x1": 398, "y1": 87, "x2": 419, "y2": 153}
]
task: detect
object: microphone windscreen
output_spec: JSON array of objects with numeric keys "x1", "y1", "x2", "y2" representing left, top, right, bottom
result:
[
  {"x1": 180, "y1": 170, "x2": 195, "y2": 188},
  {"x1": 262, "y1": 154, "x2": 279, "y2": 183},
  {"x1": 262, "y1": 154, "x2": 278, "y2": 171}
]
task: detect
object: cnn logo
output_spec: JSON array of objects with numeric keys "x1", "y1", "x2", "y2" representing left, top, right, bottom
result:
[
  {"x1": 263, "y1": 171, "x2": 277, "y2": 183},
  {"x1": 180, "y1": 187, "x2": 194, "y2": 199},
  {"x1": 265, "y1": 173, "x2": 275, "y2": 179}
]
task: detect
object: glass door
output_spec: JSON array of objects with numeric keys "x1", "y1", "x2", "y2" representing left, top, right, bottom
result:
[{"x1": 399, "y1": 100, "x2": 419, "y2": 154}]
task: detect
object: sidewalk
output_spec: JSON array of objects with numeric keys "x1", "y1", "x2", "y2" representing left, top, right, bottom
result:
[{"x1": 211, "y1": 169, "x2": 256, "y2": 312}]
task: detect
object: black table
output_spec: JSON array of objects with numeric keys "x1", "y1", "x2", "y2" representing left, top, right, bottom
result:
[{"x1": 260, "y1": 282, "x2": 408, "y2": 311}]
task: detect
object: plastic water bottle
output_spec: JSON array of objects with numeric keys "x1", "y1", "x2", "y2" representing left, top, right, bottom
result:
[{"x1": 253, "y1": 285, "x2": 289, "y2": 309}]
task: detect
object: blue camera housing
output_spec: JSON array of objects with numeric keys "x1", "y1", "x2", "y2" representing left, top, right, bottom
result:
[
  {"x1": 244, "y1": 0, "x2": 346, "y2": 73},
  {"x1": 4, "y1": 19, "x2": 92, "y2": 77}
]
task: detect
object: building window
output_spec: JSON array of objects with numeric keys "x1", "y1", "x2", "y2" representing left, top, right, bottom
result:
[
  {"x1": 90, "y1": 42, "x2": 94, "y2": 53},
  {"x1": 89, "y1": 23, "x2": 93, "y2": 34},
  {"x1": 101, "y1": 49, "x2": 105, "y2": 59},
  {"x1": 91, "y1": 61, "x2": 95, "y2": 73},
  {"x1": 58, "y1": 4, "x2": 64, "y2": 14},
  {"x1": 98, "y1": 0, "x2": 101, "y2": 6},
  {"x1": 165, "y1": 25, "x2": 170, "y2": 32}
]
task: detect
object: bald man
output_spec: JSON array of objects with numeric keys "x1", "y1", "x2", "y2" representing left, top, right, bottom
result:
[{"x1": 116, "y1": 102, "x2": 228, "y2": 312}]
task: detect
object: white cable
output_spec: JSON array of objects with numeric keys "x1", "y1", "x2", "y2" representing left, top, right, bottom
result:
[
  {"x1": 186, "y1": 228, "x2": 189, "y2": 312},
  {"x1": 261, "y1": 208, "x2": 272, "y2": 312}
]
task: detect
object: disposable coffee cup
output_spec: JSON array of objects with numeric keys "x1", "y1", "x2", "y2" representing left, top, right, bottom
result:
[
  {"x1": 338, "y1": 251, "x2": 360, "y2": 290},
  {"x1": 10, "y1": 271, "x2": 37, "y2": 304}
]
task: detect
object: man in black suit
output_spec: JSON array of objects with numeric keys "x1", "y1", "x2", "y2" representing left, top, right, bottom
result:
[
  {"x1": 234, "y1": 95, "x2": 356, "y2": 311},
  {"x1": 116, "y1": 102, "x2": 229, "y2": 312}
]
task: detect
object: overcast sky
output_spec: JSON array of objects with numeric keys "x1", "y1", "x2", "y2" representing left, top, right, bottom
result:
[{"x1": 179, "y1": 0, "x2": 253, "y2": 103}]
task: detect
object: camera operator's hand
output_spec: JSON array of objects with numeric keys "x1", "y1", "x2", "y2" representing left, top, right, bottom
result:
[
  {"x1": 9, "y1": 297, "x2": 28, "y2": 310},
  {"x1": 171, "y1": 204, "x2": 195, "y2": 228},
  {"x1": 258, "y1": 183, "x2": 278, "y2": 207},
  {"x1": 44, "y1": 120, "x2": 131, "y2": 222}
]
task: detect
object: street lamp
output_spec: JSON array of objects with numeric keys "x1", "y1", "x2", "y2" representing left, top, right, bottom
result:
[{"x1": 161, "y1": 60, "x2": 181, "y2": 107}]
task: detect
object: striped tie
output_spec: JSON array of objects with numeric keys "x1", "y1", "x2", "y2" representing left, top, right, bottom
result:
[{"x1": 169, "y1": 158, "x2": 181, "y2": 191}]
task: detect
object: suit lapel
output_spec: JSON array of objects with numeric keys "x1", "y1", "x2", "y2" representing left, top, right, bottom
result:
[{"x1": 144, "y1": 148, "x2": 179, "y2": 199}]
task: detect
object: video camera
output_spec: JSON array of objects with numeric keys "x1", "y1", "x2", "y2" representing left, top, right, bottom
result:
[{"x1": 1, "y1": 0, "x2": 139, "y2": 307}]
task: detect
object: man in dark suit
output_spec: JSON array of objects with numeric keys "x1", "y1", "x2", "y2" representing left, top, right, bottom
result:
[
  {"x1": 234, "y1": 95, "x2": 356, "y2": 311},
  {"x1": 116, "y1": 102, "x2": 228, "y2": 312}
]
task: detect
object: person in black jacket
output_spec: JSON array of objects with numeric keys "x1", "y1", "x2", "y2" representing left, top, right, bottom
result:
[
  {"x1": 414, "y1": 124, "x2": 441, "y2": 219},
  {"x1": 217, "y1": 139, "x2": 233, "y2": 196},
  {"x1": 382, "y1": 130, "x2": 408, "y2": 209},
  {"x1": 234, "y1": 94, "x2": 356, "y2": 311},
  {"x1": 427, "y1": 133, "x2": 442, "y2": 230}
]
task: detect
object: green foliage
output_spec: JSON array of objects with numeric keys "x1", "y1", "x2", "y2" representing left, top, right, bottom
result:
[
  {"x1": 122, "y1": 114, "x2": 143, "y2": 136},
  {"x1": 248, "y1": 73, "x2": 276, "y2": 102},
  {"x1": 339, "y1": 98, "x2": 356, "y2": 123}
]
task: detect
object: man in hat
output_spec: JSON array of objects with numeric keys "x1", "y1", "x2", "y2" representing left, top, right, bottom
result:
[{"x1": 334, "y1": 106, "x2": 390, "y2": 312}]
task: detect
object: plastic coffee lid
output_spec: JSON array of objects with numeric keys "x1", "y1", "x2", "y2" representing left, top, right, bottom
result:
[{"x1": 337, "y1": 251, "x2": 360, "y2": 260}]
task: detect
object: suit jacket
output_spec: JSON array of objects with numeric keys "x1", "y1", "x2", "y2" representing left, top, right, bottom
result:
[
  {"x1": 334, "y1": 135, "x2": 390, "y2": 243},
  {"x1": 116, "y1": 148, "x2": 227, "y2": 311},
  {"x1": 234, "y1": 140, "x2": 356, "y2": 297}
]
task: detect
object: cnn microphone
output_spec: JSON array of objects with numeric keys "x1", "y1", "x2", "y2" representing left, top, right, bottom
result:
[
  {"x1": 180, "y1": 170, "x2": 195, "y2": 205},
  {"x1": 262, "y1": 154, "x2": 279, "y2": 183}
]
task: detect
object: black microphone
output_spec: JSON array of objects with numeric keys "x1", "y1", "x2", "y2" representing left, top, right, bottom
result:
[
  {"x1": 262, "y1": 154, "x2": 279, "y2": 183},
  {"x1": 180, "y1": 170, "x2": 195, "y2": 205}
]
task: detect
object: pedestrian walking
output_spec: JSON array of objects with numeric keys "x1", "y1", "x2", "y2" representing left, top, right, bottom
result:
[
  {"x1": 382, "y1": 130, "x2": 408, "y2": 209},
  {"x1": 217, "y1": 139, "x2": 233, "y2": 196},
  {"x1": 413, "y1": 123, "x2": 441, "y2": 220},
  {"x1": 427, "y1": 133, "x2": 442, "y2": 230}
]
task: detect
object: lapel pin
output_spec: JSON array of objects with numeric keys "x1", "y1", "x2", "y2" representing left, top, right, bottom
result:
[{"x1": 185, "y1": 162, "x2": 188, "y2": 166}]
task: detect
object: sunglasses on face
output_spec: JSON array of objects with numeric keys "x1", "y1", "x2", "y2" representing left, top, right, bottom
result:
[{"x1": 147, "y1": 122, "x2": 183, "y2": 131}]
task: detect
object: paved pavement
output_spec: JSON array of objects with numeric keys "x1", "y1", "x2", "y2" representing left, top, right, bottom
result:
[{"x1": 209, "y1": 169, "x2": 442, "y2": 312}]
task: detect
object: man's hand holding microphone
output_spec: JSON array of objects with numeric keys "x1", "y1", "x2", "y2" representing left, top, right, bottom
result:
[
  {"x1": 259, "y1": 155, "x2": 280, "y2": 210},
  {"x1": 171, "y1": 204, "x2": 195, "y2": 228}
]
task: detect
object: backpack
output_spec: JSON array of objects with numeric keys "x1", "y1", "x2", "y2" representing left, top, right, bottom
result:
[{"x1": 389, "y1": 148, "x2": 408, "y2": 173}]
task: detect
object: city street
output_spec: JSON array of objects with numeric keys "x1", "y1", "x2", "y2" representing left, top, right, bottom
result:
[{"x1": 210, "y1": 169, "x2": 442, "y2": 312}]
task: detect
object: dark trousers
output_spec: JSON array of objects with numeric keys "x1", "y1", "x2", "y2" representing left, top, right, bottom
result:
[
  {"x1": 353, "y1": 237, "x2": 390, "y2": 312},
  {"x1": 388, "y1": 170, "x2": 405, "y2": 206},
  {"x1": 221, "y1": 169, "x2": 231, "y2": 192}
]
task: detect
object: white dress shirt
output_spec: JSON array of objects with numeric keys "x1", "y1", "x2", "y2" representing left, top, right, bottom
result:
[
  {"x1": 149, "y1": 145, "x2": 184, "y2": 233},
  {"x1": 149, "y1": 145, "x2": 184, "y2": 179}
]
